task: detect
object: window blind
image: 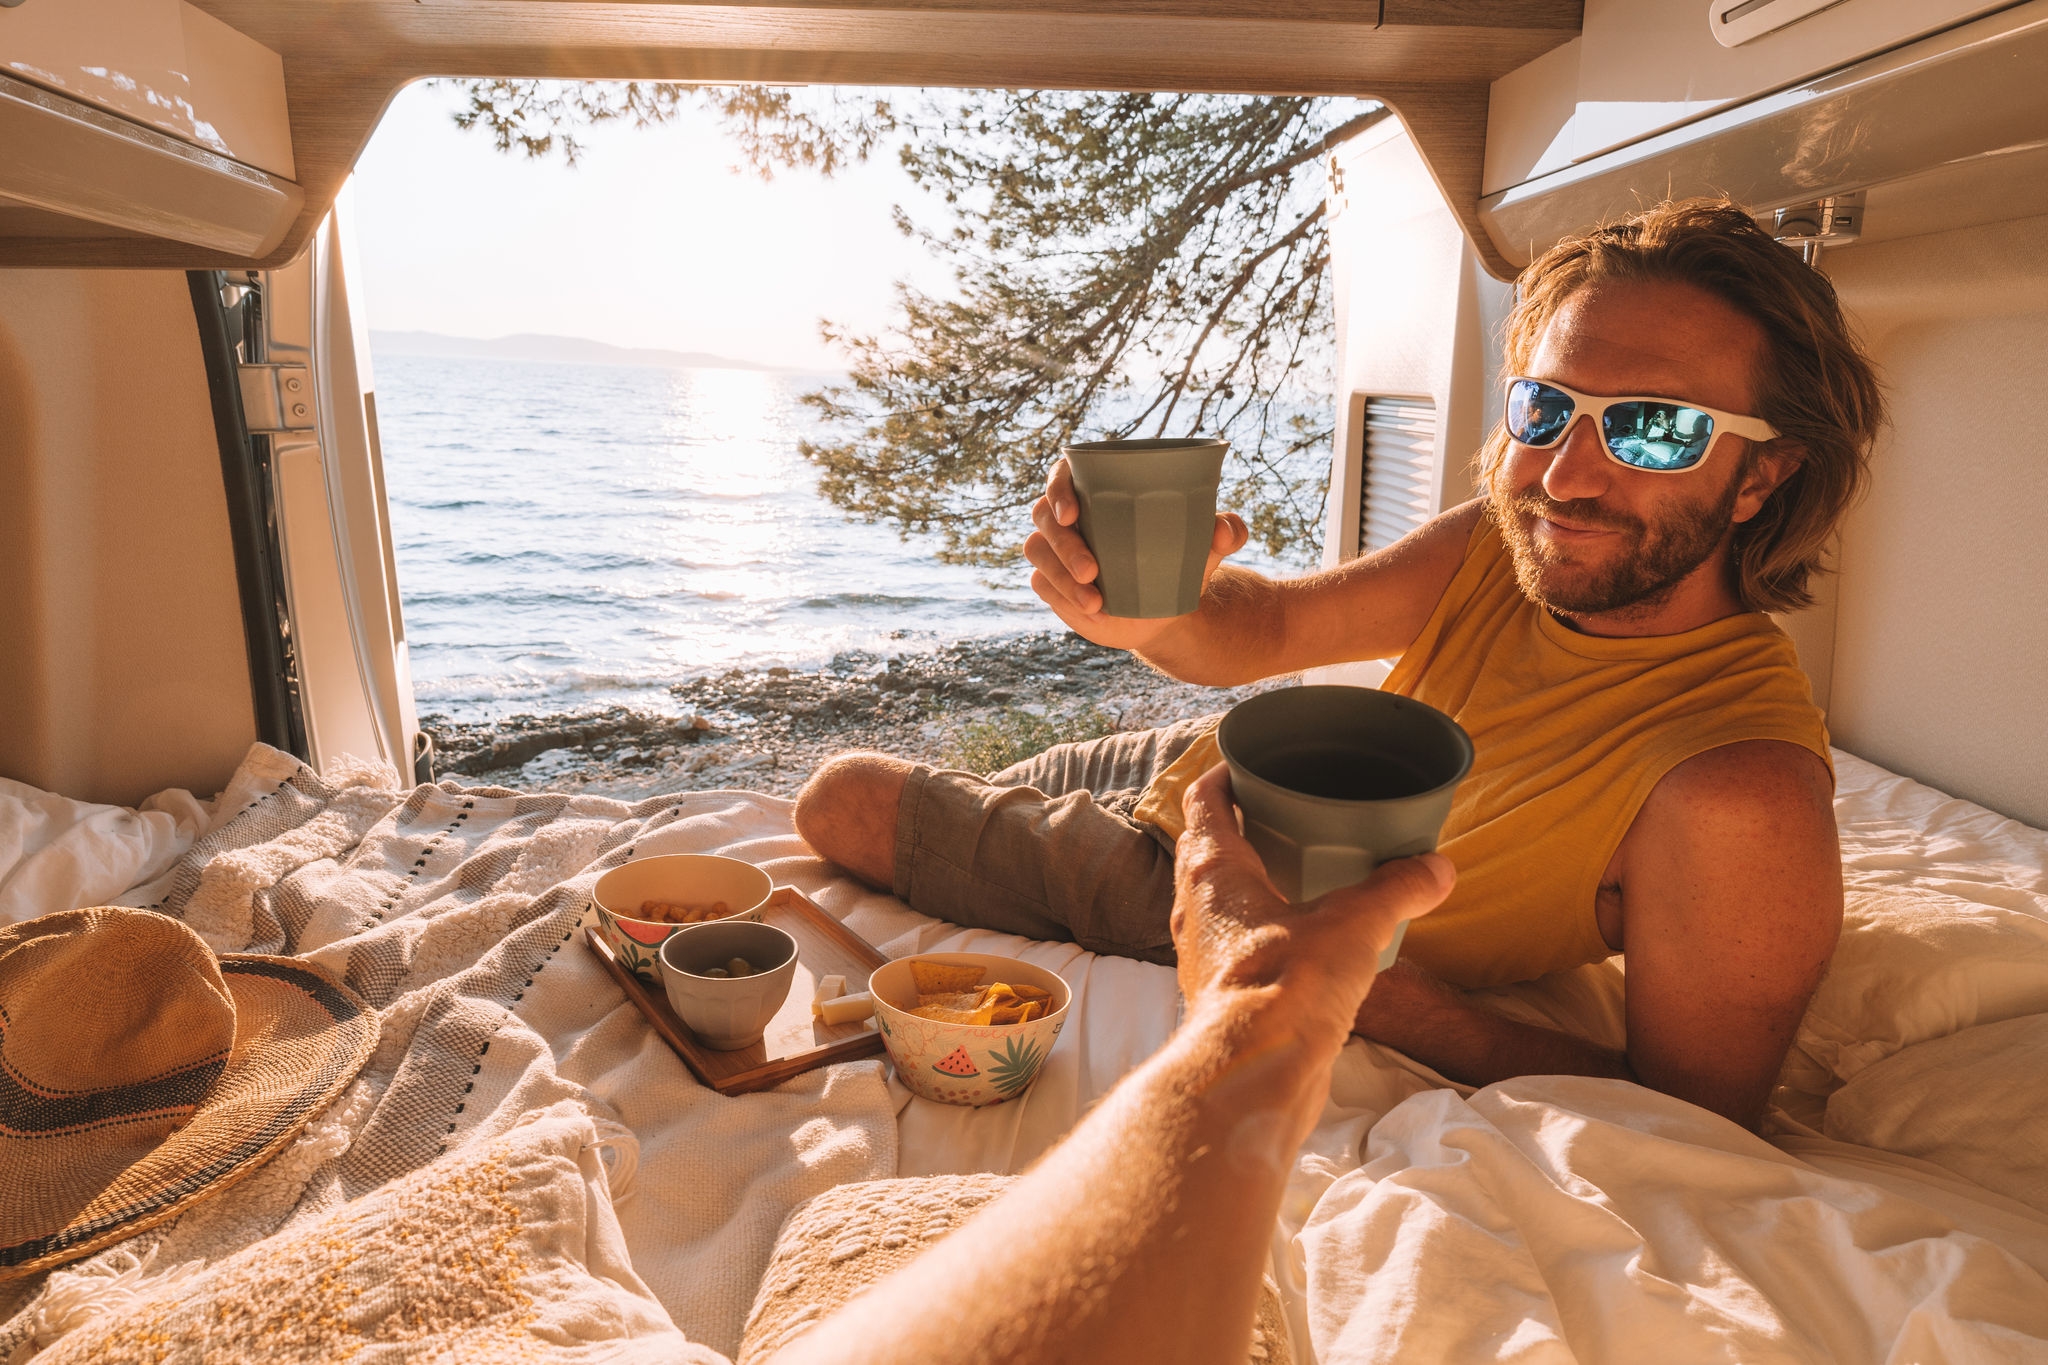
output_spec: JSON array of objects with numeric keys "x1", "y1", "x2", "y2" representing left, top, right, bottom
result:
[{"x1": 1358, "y1": 396, "x2": 1437, "y2": 555}]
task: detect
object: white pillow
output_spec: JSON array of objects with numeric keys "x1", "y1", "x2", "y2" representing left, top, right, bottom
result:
[
  {"x1": 1781, "y1": 884, "x2": 2048, "y2": 1103},
  {"x1": 0, "y1": 777, "x2": 206, "y2": 926},
  {"x1": 1824, "y1": 1013, "x2": 2048, "y2": 1215}
]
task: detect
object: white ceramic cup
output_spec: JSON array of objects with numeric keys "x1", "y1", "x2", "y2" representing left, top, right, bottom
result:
[{"x1": 657, "y1": 921, "x2": 799, "y2": 1051}]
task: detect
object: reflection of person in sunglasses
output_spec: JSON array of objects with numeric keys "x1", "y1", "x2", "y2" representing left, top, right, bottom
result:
[{"x1": 796, "y1": 198, "x2": 1885, "y2": 1132}]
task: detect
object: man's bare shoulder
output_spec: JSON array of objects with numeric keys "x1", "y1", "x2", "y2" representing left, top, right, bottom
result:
[
  {"x1": 1618, "y1": 737, "x2": 1840, "y2": 944},
  {"x1": 1382, "y1": 497, "x2": 1486, "y2": 571},
  {"x1": 1645, "y1": 739, "x2": 1834, "y2": 825},
  {"x1": 1616, "y1": 738, "x2": 1842, "y2": 1126}
]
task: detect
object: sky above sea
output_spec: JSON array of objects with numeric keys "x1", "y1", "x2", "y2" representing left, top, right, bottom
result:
[{"x1": 351, "y1": 83, "x2": 948, "y2": 371}]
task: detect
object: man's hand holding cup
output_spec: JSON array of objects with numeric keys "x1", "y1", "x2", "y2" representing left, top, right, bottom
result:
[{"x1": 1024, "y1": 445, "x2": 1249, "y2": 652}]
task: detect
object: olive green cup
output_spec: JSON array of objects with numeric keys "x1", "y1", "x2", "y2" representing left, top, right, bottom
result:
[
  {"x1": 1217, "y1": 686, "x2": 1474, "y2": 971},
  {"x1": 1064, "y1": 437, "x2": 1229, "y2": 619}
]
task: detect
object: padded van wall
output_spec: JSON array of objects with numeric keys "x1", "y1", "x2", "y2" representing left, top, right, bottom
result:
[
  {"x1": 0, "y1": 269, "x2": 256, "y2": 807},
  {"x1": 1822, "y1": 213, "x2": 2048, "y2": 830}
]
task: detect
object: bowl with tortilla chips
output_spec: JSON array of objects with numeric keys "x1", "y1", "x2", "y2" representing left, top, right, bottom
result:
[
  {"x1": 868, "y1": 952, "x2": 1070, "y2": 1107},
  {"x1": 590, "y1": 854, "x2": 774, "y2": 984}
]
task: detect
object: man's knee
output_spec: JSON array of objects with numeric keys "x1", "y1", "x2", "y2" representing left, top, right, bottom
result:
[{"x1": 794, "y1": 753, "x2": 916, "y2": 890}]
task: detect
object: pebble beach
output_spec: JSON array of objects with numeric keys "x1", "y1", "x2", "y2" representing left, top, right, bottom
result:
[{"x1": 423, "y1": 631, "x2": 1289, "y2": 800}]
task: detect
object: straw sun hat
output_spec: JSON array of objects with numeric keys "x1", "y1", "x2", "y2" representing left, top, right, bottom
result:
[{"x1": 0, "y1": 907, "x2": 377, "y2": 1281}]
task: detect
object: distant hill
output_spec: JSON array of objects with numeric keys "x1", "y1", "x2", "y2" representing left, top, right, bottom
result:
[{"x1": 369, "y1": 330, "x2": 802, "y2": 374}]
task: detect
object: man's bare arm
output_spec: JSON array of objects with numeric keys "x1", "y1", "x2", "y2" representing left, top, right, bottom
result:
[
  {"x1": 1349, "y1": 960, "x2": 1635, "y2": 1088},
  {"x1": 1022, "y1": 462, "x2": 1480, "y2": 686},
  {"x1": 1611, "y1": 740, "x2": 1841, "y2": 1126},
  {"x1": 776, "y1": 767, "x2": 1453, "y2": 1365},
  {"x1": 1352, "y1": 740, "x2": 1840, "y2": 1129}
]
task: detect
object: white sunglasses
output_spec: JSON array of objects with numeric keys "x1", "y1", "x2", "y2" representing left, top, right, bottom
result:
[{"x1": 1504, "y1": 376, "x2": 1778, "y2": 472}]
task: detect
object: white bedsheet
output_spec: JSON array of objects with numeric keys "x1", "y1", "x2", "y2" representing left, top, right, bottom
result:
[
  {"x1": 5, "y1": 746, "x2": 2047, "y2": 1362},
  {"x1": 1267, "y1": 752, "x2": 2048, "y2": 1363},
  {"x1": 642, "y1": 752, "x2": 2048, "y2": 1362}
]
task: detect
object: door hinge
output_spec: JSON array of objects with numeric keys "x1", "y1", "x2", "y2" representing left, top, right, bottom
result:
[{"x1": 238, "y1": 363, "x2": 315, "y2": 433}]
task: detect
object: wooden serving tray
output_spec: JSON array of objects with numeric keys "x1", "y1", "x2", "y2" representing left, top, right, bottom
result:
[{"x1": 585, "y1": 886, "x2": 888, "y2": 1095}]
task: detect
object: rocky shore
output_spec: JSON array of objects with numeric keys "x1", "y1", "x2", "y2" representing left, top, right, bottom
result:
[{"x1": 422, "y1": 632, "x2": 1289, "y2": 801}]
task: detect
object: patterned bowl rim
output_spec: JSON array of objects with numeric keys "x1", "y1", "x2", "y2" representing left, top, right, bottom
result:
[
  {"x1": 590, "y1": 853, "x2": 776, "y2": 937},
  {"x1": 592, "y1": 897, "x2": 768, "y2": 934}
]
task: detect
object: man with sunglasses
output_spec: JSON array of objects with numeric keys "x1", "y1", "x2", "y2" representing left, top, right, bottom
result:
[{"x1": 796, "y1": 198, "x2": 1885, "y2": 1131}]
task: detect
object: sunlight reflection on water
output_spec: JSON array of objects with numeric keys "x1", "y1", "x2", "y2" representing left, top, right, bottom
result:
[
  {"x1": 376, "y1": 352, "x2": 1309, "y2": 722},
  {"x1": 378, "y1": 354, "x2": 1048, "y2": 720}
]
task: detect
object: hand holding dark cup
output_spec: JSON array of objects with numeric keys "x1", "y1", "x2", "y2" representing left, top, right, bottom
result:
[
  {"x1": 1024, "y1": 454, "x2": 1248, "y2": 650},
  {"x1": 1171, "y1": 764, "x2": 1453, "y2": 1063}
]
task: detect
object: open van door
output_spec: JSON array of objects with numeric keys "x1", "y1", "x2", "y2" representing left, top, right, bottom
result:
[{"x1": 228, "y1": 185, "x2": 425, "y2": 781}]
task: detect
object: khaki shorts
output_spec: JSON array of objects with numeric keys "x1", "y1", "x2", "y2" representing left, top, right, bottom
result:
[{"x1": 890, "y1": 715, "x2": 1221, "y2": 965}]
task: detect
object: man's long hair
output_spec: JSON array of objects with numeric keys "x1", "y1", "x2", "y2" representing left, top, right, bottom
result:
[{"x1": 1477, "y1": 199, "x2": 1886, "y2": 615}]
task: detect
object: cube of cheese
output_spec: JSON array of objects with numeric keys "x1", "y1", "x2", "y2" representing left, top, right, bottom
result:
[
  {"x1": 816, "y1": 991, "x2": 875, "y2": 1026},
  {"x1": 810, "y1": 974, "x2": 848, "y2": 1019}
]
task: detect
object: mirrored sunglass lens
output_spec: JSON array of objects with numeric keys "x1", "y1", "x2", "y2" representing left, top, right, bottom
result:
[
  {"x1": 1507, "y1": 381, "x2": 1574, "y2": 446},
  {"x1": 1602, "y1": 401, "x2": 1714, "y2": 470}
]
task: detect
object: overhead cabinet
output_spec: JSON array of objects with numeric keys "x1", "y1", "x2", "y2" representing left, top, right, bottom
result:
[
  {"x1": 0, "y1": 0, "x2": 298, "y2": 257},
  {"x1": 1479, "y1": 0, "x2": 2048, "y2": 267}
]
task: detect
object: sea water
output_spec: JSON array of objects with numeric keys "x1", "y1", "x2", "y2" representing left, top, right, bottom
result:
[
  {"x1": 376, "y1": 353, "x2": 1051, "y2": 721},
  {"x1": 376, "y1": 351, "x2": 1315, "y2": 723}
]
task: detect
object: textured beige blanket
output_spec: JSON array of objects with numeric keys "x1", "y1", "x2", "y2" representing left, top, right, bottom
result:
[{"x1": 1, "y1": 744, "x2": 898, "y2": 1362}]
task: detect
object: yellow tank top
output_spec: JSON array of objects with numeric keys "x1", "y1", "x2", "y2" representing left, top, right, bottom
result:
[{"x1": 1133, "y1": 510, "x2": 1831, "y2": 988}]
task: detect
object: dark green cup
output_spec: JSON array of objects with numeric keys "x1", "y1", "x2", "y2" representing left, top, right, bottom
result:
[
  {"x1": 1217, "y1": 685, "x2": 1474, "y2": 970},
  {"x1": 1064, "y1": 437, "x2": 1229, "y2": 618}
]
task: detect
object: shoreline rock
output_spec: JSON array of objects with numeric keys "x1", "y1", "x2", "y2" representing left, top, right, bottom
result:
[{"x1": 421, "y1": 631, "x2": 1290, "y2": 800}]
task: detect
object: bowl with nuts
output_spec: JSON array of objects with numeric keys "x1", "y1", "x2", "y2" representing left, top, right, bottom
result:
[{"x1": 590, "y1": 853, "x2": 774, "y2": 984}]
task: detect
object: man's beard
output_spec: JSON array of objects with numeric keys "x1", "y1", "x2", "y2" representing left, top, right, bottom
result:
[{"x1": 1495, "y1": 474, "x2": 1743, "y2": 619}]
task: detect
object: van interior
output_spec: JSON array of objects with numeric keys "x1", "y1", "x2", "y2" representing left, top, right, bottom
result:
[{"x1": 4, "y1": 1, "x2": 2046, "y2": 1358}]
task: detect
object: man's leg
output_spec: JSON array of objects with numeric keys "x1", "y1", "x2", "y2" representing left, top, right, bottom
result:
[
  {"x1": 990, "y1": 714, "x2": 1218, "y2": 825},
  {"x1": 793, "y1": 753, "x2": 913, "y2": 891},
  {"x1": 793, "y1": 715, "x2": 1219, "y2": 963}
]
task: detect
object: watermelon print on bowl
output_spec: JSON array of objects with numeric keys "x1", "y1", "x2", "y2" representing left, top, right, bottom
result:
[
  {"x1": 589, "y1": 854, "x2": 774, "y2": 985},
  {"x1": 869, "y1": 952, "x2": 1070, "y2": 1107}
]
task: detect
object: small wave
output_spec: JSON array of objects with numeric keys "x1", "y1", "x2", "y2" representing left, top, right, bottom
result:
[
  {"x1": 672, "y1": 558, "x2": 771, "y2": 572},
  {"x1": 666, "y1": 488, "x2": 773, "y2": 504},
  {"x1": 411, "y1": 666, "x2": 688, "y2": 700},
  {"x1": 959, "y1": 597, "x2": 1046, "y2": 615},
  {"x1": 792, "y1": 593, "x2": 952, "y2": 611},
  {"x1": 448, "y1": 548, "x2": 650, "y2": 572},
  {"x1": 403, "y1": 587, "x2": 613, "y2": 610}
]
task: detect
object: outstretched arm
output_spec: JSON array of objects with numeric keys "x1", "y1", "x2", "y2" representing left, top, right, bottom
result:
[
  {"x1": 777, "y1": 765, "x2": 1453, "y2": 1365},
  {"x1": 1021, "y1": 460, "x2": 1479, "y2": 686}
]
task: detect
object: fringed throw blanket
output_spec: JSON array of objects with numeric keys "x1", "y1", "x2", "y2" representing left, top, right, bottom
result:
[{"x1": 1, "y1": 745, "x2": 898, "y2": 1363}]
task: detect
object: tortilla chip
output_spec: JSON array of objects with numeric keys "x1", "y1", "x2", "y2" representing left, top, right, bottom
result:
[
  {"x1": 910, "y1": 961, "x2": 986, "y2": 995},
  {"x1": 917, "y1": 990, "x2": 985, "y2": 1013},
  {"x1": 979, "y1": 984, "x2": 1053, "y2": 1024},
  {"x1": 909, "y1": 979, "x2": 1056, "y2": 1026},
  {"x1": 909, "y1": 1002, "x2": 997, "y2": 1025}
]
